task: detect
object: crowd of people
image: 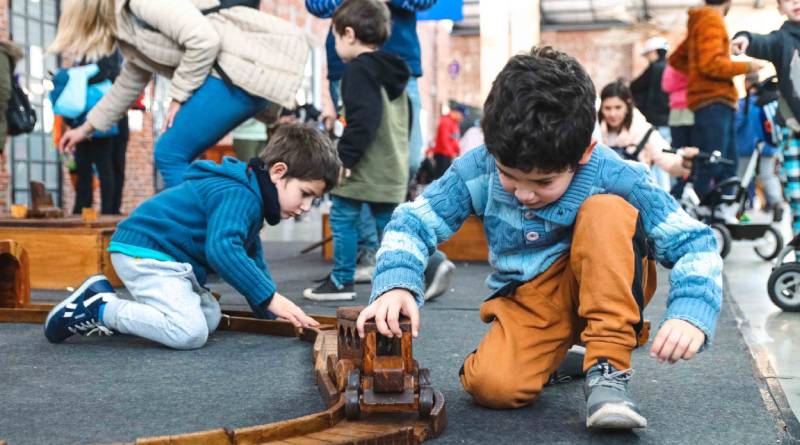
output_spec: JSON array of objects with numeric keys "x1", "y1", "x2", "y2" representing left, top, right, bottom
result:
[{"x1": 16, "y1": 0, "x2": 800, "y2": 435}]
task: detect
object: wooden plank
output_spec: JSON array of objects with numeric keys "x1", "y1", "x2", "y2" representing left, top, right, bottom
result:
[
  {"x1": 218, "y1": 316, "x2": 298, "y2": 337},
  {"x1": 0, "y1": 215, "x2": 123, "y2": 228},
  {"x1": 437, "y1": 215, "x2": 489, "y2": 261},
  {"x1": 135, "y1": 428, "x2": 232, "y2": 445},
  {"x1": 0, "y1": 307, "x2": 48, "y2": 323},
  {"x1": 283, "y1": 436, "x2": 331, "y2": 445},
  {"x1": 0, "y1": 227, "x2": 121, "y2": 288},
  {"x1": 233, "y1": 401, "x2": 343, "y2": 445}
]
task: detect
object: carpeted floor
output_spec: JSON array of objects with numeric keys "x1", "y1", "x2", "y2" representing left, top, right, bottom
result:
[{"x1": 0, "y1": 242, "x2": 788, "y2": 444}]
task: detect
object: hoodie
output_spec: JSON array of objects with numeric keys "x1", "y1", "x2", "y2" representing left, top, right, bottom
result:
[
  {"x1": 333, "y1": 50, "x2": 410, "y2": 204},
  {"x1": 669, "y1": 6, "x2": 750, "y2": 111},
  {"x1": 0, "y1": 41, "x2": 23, "y2": 143},
  {"x1": 734, "y1": 21, "x2": 800, "y2": 131},
  {"x1": 110, "y1": 158, "x2": 279, "y2": 318}
]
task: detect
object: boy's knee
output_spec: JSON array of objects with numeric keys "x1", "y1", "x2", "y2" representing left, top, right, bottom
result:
[
  {"x1": 580, "y1": 194, "x2": 635, "y2": 220},
  {"x1": 460, "y1": 355, "x2": 539, "y2": 409},
  {"x1": 165, "y1": 317, "x2": 209, "y2": 350}
]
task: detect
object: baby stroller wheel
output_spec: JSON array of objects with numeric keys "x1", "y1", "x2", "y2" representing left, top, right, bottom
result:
[
  {"x1": 767, "y1": 263, "x2": 800, "y2": 311},
  {"x1": 711, "y1": 223, "x2": 731, "y2": 259},
  {"x1": 754, "y1": 226, "x2": 784, "y2": 261}
]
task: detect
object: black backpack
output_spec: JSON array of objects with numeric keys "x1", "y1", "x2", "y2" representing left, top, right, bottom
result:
[{"x1": 6, "y1": 55, "x2": 36, "y2": 136}]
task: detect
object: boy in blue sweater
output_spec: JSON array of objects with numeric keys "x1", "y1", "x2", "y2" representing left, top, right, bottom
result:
[
  {"x1": 356, "y1": 47, "x2": 723, "y2": 430},
  {"x1": 44, "y1": 124, "x2": 341, "y2": 349}
]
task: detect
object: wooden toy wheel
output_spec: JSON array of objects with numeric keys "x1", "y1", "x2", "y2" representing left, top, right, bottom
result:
[
  {"x1": 345, "y1": 369, "x2": 361, "y2": 420},
  {"x1": 418, "y1": 368, "x2": 433, "y2": 418}
]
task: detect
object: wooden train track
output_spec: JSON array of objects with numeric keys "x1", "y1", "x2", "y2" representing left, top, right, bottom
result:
[{"x1": 0, "y1": 307, "x2": 447, "y2": 445}]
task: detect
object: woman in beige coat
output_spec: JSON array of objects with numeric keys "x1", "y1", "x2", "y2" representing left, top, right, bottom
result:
[
  {"x1": 598, "y1": 79, "x2": 698, "y2": 189},
  {"x1": 51, "y1": 0, "x2": 310, "y2": 188}
]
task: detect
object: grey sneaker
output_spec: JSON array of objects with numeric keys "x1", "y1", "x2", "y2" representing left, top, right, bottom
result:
[
  {"x1": 423, "y1": 255, "x2": 455, "y2": 301},
  {"x1": 584, "y1": 358, "x2": 646, "y2": 429},
  {"x1": 547, "y1": 345, "x2": 586, "y2": 385},
  {"x1": 354, "y1": 249, "x2": 376, "y2": 284}
]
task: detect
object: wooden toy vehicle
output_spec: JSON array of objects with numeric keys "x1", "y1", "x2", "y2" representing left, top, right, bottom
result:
[{"x1": 335, "y1": 307, "x2": 434, "y2": 420}]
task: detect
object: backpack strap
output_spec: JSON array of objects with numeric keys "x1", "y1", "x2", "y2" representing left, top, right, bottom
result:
[{"x1": 630, "y1": 126, "x2": 655, "y2": 160}]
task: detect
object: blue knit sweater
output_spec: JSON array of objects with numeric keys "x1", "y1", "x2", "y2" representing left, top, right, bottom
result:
[
  {"x1": 111, "y1": 158, "x2": 275, "y2": 318},
  {"x1": 371, "y1": 145, "x2": 724, "y2": 345},
  {"x1": 305, "y1": 0, "x2": 436, "y2": 80}
]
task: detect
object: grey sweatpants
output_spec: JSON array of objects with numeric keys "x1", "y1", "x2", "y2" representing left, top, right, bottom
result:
[{"x1": 103, "y1": 253, "x2": 222, "y2": 350}]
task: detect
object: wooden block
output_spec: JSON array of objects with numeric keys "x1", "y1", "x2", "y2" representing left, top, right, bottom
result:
[
  {"x1": 437, "y1": 215, "x2": 488, "y2": 261},
  {"x1": 321, "y1": 212, "x2": 333, "y2": 260},
  {"x1": 81, "y1": 207, "x2": 98, "y2": 222},
  {"x1": 373, "y1": 356, "x2": 405, "y2": 393},
  {"x1": 0, "y1": 240, "x2": 30, "y2": 308},
  {"x1": 0, "y1": 219, "x2": 122, "y2": 289},
  {"x1": 10, "y1": 204, "x2": 27, "y2": 219}
]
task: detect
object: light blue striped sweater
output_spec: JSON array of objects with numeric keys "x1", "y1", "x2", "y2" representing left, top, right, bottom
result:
[{"x1": 370, "y1": 145, "x2": 724, "y2": 345}]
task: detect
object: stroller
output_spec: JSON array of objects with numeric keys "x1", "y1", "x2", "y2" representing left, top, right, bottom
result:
[{"x1": 672, "y1": 148, "x2": 783, "y2": 261}]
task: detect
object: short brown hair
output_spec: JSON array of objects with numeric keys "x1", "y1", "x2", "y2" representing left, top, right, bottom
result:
[
  {"x1": 332, "y1": 0, "x2": 391, "y2": 47},
  {"x1": 259, "y1": 124, "x2": 341, "y2": 192}
]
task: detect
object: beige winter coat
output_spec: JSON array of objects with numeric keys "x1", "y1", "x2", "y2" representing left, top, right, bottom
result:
[
  {"x1": 87, "y1": 0, "x2": 310, "y2": 131},
  {"x1": 600, "y1": 108, "x2": 689, "y2": 177}
]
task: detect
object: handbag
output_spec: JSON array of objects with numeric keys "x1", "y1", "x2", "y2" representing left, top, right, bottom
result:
[{"x1": 6, "y1": 55, "x2": 36, "y2": 136}]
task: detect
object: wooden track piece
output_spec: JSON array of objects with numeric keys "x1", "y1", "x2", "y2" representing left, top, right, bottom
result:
[{"x1": 0, "y1": 240, "x2": 30, "y2": 308}]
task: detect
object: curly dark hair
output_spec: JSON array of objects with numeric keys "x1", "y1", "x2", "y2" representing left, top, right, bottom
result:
[
  {"x1": 481, "y1": 46, "x2": 596, "y2": 173},
  {"x1": 332, "y1": 0, "x2": 391, "y2": 47}
]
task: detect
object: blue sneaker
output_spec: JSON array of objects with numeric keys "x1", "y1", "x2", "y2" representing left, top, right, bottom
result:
[{"x1": 44, "y1": 275, "x2": 116, "y2": 343}]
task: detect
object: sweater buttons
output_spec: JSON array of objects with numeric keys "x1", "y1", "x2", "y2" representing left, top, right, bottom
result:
[
  {"x1": 526, "y1": 231, "x2": 540, "y2": 242},
  {"x1": 524, "y1": 211, "x2": 536, "y2": 220}
]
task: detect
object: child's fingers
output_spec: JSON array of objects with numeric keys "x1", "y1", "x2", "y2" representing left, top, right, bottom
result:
[
  {"x1": 386, "y1": 303, "x2": 402, "y2": 337},
  {"x1": 374, "y1": 301, "x2": 392, "y2": 337},
  {"x1": 668, "y1": 332, "x2": 688, "y2": 364},
  {"x1": 649, "y1": 324, "x2": 671, "y2": 361},
  {"x1": 403, "y1": 301, "x2": 420, "y2": 338},
  {"x1": 356, "y1": 304, "x2": 377, "y2": 338},
  {"x1": 682, "y1": 336, "x2": 704, "y2": 361}
]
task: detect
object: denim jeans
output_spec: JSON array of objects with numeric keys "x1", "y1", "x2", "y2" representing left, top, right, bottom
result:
[
  {"x1": 330, "y1": 196, "x2": 397, "y2": 286},
  {"x1": 155, "y1": 76, "x2": 269, "y2": 188},
  {"x1": 407, "y1": 77, "x2": 423, "y2": 178},
  {"x1": 104, "y1": 254, "x2": 222, "y2": 350},
  {"x1": 691, "y1": 102, "x2": 738, "y2": 197}
]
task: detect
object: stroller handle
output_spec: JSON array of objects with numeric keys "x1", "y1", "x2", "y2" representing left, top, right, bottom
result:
[{"x1": 662, "y1": 148, "x2": 734, "y2": 165}]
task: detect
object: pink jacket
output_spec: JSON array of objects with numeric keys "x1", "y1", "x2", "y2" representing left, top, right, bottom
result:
[{"x1": 661, "y1": 64, "x2": 689, "y2": 110}]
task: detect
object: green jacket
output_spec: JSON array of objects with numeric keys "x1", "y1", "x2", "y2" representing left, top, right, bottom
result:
[{"x1": 333, "y1": 50, "x2": 410, "y2": 204}]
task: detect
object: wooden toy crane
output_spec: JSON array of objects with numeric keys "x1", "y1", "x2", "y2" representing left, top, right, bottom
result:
[{"x1": 334, "y1": 307, "x2": 434, "y2": 420}]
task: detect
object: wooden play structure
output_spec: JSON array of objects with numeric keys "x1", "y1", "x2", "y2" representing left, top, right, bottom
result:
[
  {"x1": 320, "y1": 213, "x2": 489, "y2": 262},
  {"x1": 0, "y1": 284, "x2": 447, "y2": 444},
  {"x1": 0, "y1": 240, "x2": 29, "y2": 308}
]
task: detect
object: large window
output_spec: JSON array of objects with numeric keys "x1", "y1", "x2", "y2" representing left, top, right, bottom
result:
[{"x1": 9, "y1": 0, "x2": 60, "y2": 206}]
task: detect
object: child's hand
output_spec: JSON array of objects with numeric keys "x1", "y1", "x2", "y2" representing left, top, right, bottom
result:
[
  {"x1": 649, "y1": 319, "x2": 705, "y2": 364},
  {"x1": 356, "y1": 288, "x2": 419, "y2": 339},
  {"x1": 730, "y1": 36, "x2": 749, "y2": 55},
  {"x1": 266, "y1": 292, "x2": 320, "y2": 329}
]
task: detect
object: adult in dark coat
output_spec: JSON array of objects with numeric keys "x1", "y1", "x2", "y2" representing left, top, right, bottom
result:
[{"x1": 631, "y1": 37, "x2": 670, "y2": 128}]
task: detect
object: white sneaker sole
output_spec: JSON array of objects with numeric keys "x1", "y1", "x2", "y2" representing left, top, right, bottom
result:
[
  {"x1": 424, "y1": 260, "x2": 456, "y2": 301},
  {"x1": 302, "y1": 288, "x2": 356, "y2": 301},
  {"x1": 44, "y1": 275, "x2": 109, "y2": 327},
  {"x1": 586, "y1": 403, "x2": 647, "y2": 429}
]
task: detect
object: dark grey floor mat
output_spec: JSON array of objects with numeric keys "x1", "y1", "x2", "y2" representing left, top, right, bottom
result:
[{"x1": 0, "y1": 241, "x2": 786, "y2": 444}]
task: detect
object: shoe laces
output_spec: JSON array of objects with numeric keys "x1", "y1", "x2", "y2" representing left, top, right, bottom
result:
[
  {"x1": 68, "y1": 319, "x2": 113, "y2": 337},
  {"x1": 588, "y1": 365, "x2": 634, "y2": 392}
]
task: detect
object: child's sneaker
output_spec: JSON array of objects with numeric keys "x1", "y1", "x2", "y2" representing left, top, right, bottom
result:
[
  {"x1": 354, "y1": 249, "x2": 376, "y2": 284},
  {"x1": 423, "y1": 255, "x2": 455, "y2": 301},
  {"x1": 44, "y1": 275, "x2": 116, "y2": 343},
  {"x1": 547, "y1": 345, "x2": 586, "y2": 385},
  {"x1": 583, "y1": 358, "x2": 646, "y2": 429},
  {"x1": 302, "y1": 276, "x2": 356, "y2": 301}
]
